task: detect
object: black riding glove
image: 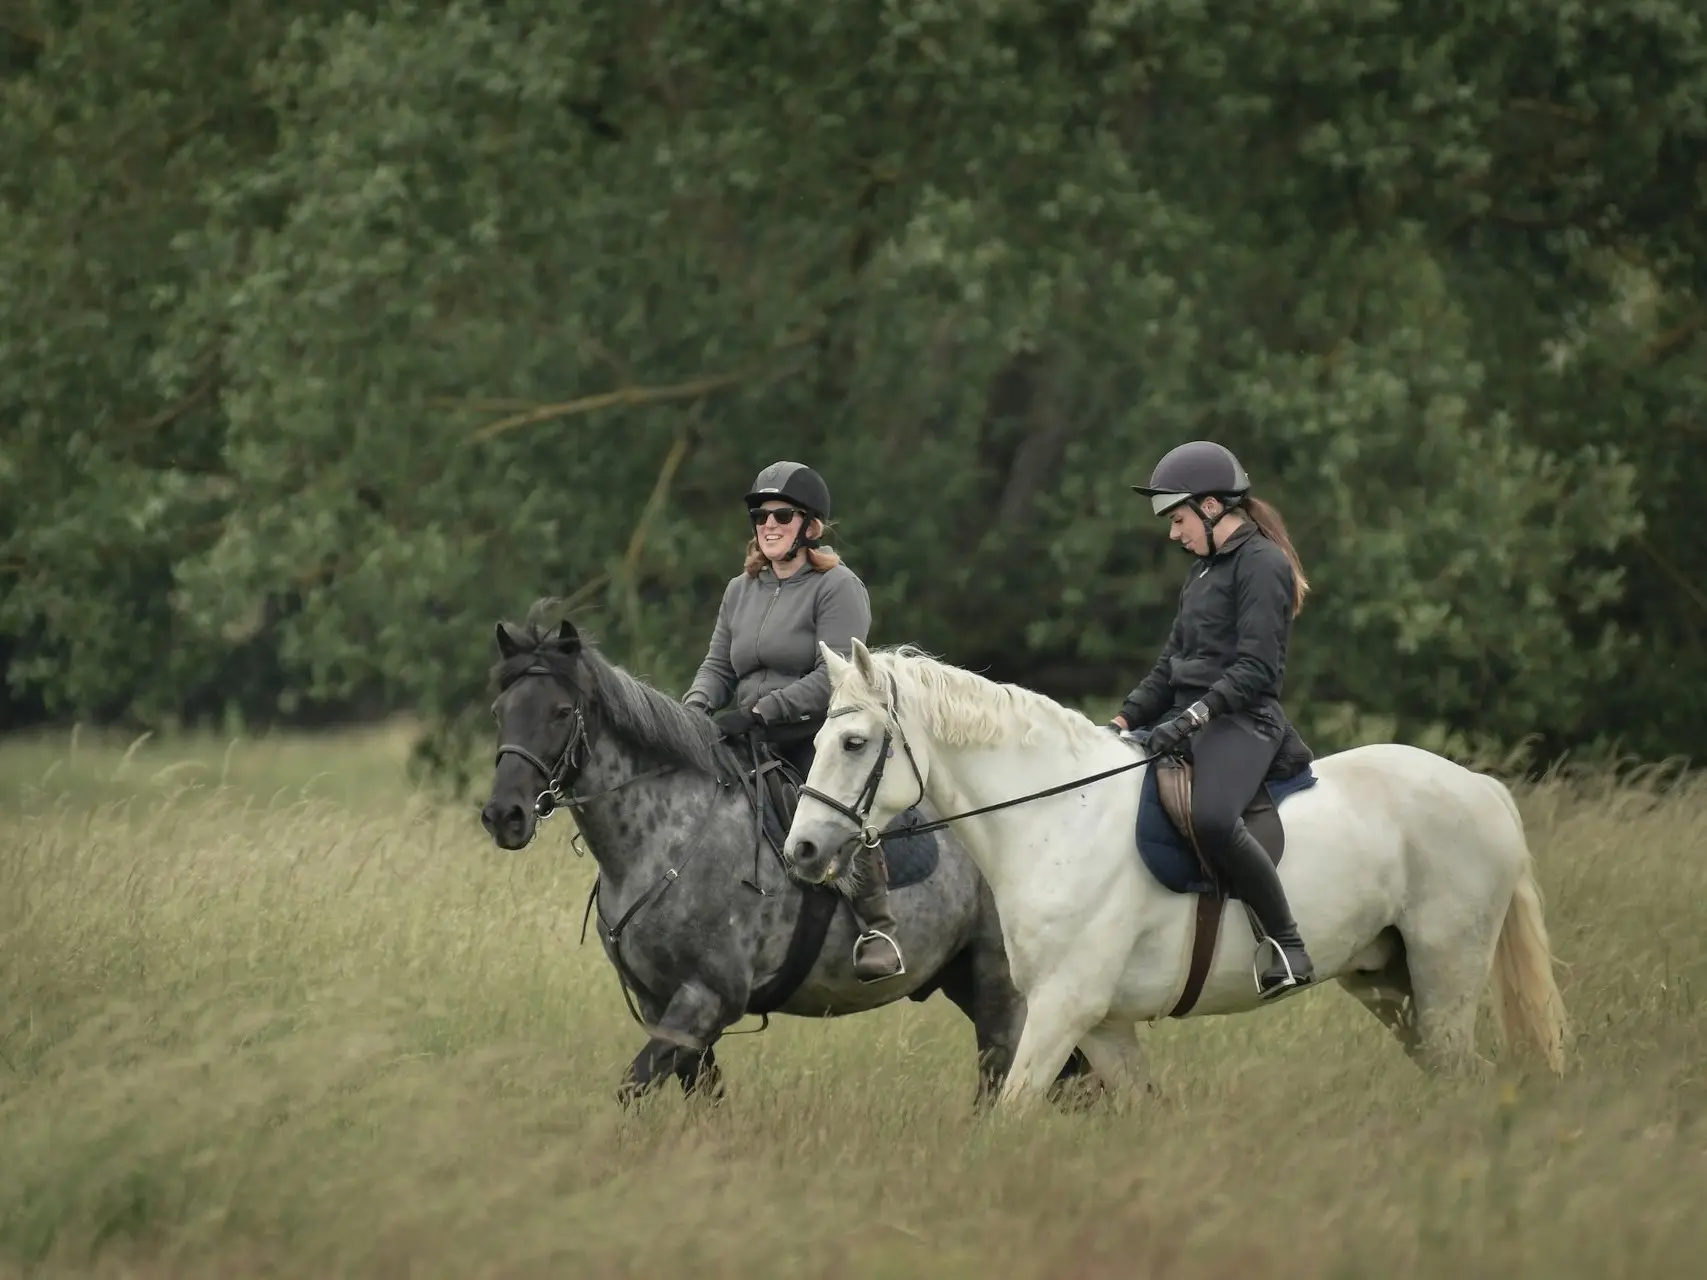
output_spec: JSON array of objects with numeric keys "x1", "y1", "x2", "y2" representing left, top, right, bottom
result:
[
  {"x1": 1146, "y1": 701, "x2": 1211, "y2": 758},
  {"x1": 713, "y1": 706, "x2": 762, "y2": 740}
]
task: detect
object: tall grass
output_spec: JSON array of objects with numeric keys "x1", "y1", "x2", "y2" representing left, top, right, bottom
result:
[{"x1": 1, "y1": 727, "x2": 1704, "y2": 1277}]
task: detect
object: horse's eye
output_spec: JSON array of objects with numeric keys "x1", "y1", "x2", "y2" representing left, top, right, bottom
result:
[
  {"x1": 842, "y1": 734, "x2": 867, "y2": 752},
  {"x1": 552, "y1": 705, "x2": 575, "y2": 722}
]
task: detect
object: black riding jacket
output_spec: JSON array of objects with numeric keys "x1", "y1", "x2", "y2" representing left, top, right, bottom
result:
[{"x1": 1121, "y1": 520, "x2": 1297, "y2": 734}]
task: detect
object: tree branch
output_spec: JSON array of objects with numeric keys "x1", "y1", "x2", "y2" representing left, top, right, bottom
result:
[
  {"x1": 622, "y1": 417, "x2": 697, "y2": 579},
  {"x1": 1504, "y1": 98, "x2": 1596, "y2": 126},
  {"x1": 1643, "y1": 313, "x2": 1705, "y2": 364},
  {"x1": 426, "y1": 396, "x2": 539, "y2": 413},
  {"x1": 468, "y1": 372, "x2": 744, "y2": 441},
  {"x1": 466, "y1": 328, "x2": 820, "y2": 442},
  {"x1": 1635, "y1": 533, "x2": 1707, "y2": 619},
  {"x1": 119, "y1": 379, "x2": 216, "y2": 436}
]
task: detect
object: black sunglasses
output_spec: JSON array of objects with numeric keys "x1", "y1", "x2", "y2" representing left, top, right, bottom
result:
[{"x1": 749, "y1": 506, "x2": 806, "y2": 526}]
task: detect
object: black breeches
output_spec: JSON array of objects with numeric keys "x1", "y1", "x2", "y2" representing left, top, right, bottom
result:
[{"x1": 1186, "y1": 717, "x2": 1280, "y2": 864}]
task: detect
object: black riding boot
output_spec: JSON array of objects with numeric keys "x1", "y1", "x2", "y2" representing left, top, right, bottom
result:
[
  {"x1": 1218, "y1": 819, "x2": 1316, "y2": 998},
  {"x1": 850, "y1": 847, "x2": 905, "y2": 983}
]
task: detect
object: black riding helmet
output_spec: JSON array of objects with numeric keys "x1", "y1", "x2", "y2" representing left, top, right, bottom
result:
[
  {"x1": 745, "y1": 460, "x2": 831, "y2": 559},
  {"x1": 1131, "y1": 440, "x2": 1251, "y2": 555}
]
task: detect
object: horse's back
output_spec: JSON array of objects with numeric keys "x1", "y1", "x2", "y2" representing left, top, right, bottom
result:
[
  {"x1": 1284, "y1": 741, "x2": 1529, "y2": 896},
  {"x1": 1307, "y1": 742, "x2": 1521, "y2": 830}
]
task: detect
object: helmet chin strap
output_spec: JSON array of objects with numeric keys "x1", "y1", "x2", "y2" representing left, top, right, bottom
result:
[
  {"x1": 772, "y1": 515, "x2": 821, "y2": 565},
  {"x1": 1184, "y1": 495, "x2": 1237, "y2": 556}
]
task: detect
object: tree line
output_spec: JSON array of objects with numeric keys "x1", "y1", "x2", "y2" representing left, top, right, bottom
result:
[{"x1": 3, "y1": 1, "x2": 1704, "y2": 782}]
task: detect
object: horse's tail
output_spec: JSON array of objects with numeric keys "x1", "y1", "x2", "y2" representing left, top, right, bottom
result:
[{"x1": 1484, "y1": 776, "x2": 1568, "y2": 1075}]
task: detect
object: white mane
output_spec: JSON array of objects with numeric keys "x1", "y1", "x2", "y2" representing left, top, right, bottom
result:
[{"x1": 832, "y1": 644, "x2": 1109, "y2": 755}]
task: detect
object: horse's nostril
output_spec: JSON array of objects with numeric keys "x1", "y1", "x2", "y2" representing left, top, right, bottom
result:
[
  {"x1": 480, "y1": 802, "x2": 528, "y2": 839},
  {"x1": 794, "y1": 839, "x2": 817, "y2": 866}
]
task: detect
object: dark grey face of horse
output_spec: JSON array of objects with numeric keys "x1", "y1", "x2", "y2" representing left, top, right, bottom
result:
[{"x1": 481, "y1": 621, "x2": 586, "y2": 850}]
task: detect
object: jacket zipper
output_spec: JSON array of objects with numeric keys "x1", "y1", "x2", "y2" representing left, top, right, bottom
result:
[{"x1": 754, "y1": 579, "x2": 783, "y2": 677}]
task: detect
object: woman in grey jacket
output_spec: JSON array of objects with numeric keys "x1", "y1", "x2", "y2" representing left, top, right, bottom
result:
[{"x1": 683, "y1": 461, "x2": 903, "y2": 983}]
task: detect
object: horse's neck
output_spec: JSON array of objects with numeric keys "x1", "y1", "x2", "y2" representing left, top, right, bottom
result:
[
  {"x1": 572, "y1": 735, "x2": 719, "y2": 888},
  {"x1": 922, "y1": 732, "x2": 1116, "y2": 892}
]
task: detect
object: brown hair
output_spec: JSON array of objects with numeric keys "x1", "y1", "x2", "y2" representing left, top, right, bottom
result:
[
  {"x1": 1241, "y1": 496, "x2": 1310, "y2": 617},
  {"x1": 742, "y1": 517, "x2": 842, "y2": 577}
]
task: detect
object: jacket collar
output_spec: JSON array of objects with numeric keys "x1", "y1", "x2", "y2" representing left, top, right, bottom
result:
[{"x1": 1207, "y1": 518, "x2": 1260, "y2": 561}]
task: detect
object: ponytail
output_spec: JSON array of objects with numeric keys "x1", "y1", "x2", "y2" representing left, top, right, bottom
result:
[{"x1": 1242, "y1": 496, "x2": 1310, "y2": 617}]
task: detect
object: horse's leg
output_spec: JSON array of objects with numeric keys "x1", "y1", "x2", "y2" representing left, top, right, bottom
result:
[
  {"x1": 1075, "y1": 1017, "x2": 1156, "y2": 1103},
  {"x1": 614, "y1": 982, "x2": 674, "y2": 1106},
  {"x1": 944, "y1": 899, "x2": 1106, "y2": 1109},
  {"x1": 998, "y1": 977, "x2": 1109, "y2": 1107},
  {"x1": 930, "y1": 947, "x2": 1011, "y2": 1107},
  {"x1": 671, "y1": 1044, "x2": 725, "y2": 1101},
  {"x1": 617, "y1": 980, "x2": 739, "y2": 1105},
  {"x1": 1400, "y1": 916, "x2": 1504, "y2": 1078},
  {"x1": 1336, "y1": 927, "x2": 1424, "y2": 1065}
]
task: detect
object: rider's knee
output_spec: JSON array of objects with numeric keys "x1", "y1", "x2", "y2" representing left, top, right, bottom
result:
[{"x1": 1189, "y1": 804, "x2": 1239, "y2": 850}]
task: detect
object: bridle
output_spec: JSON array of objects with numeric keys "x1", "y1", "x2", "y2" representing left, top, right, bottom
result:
[
  {"x1": 492, "y1": 661, "x2": 672, "y2": 835},
  {"x1": 797, "y1": 671, "x2": 1165, "y2": 850},
  {"x1": 796, "y1": 673, "x2": 927, "y2": 850}
]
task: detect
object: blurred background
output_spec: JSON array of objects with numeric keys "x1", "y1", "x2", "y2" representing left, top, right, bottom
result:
[{"x1": 4, "y1": 0, "x2": 1704, "y2": 783}]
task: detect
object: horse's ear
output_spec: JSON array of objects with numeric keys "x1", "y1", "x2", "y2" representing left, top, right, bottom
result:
[
  {"x1": 495, "y1": 621, "x2": 530, "y2": 659},
  {"x1": 820, "y1": 641, "x2": 852, "y2": 683},
  {"x1": 547, "y1": 618, "x2": 581, "y2": 652},
  {"x1": 849, "y1": 636, "x2": 877, "y2": 685}
]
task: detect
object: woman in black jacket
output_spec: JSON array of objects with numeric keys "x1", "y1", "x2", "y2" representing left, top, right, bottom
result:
[{"x1": 1114, "y1": 440, "x2": 1317, "y2": 998}]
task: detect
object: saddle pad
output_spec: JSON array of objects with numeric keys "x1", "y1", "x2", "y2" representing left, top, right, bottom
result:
[{"x1": 1136, "y1": 765, "x2": 1318, "y2": 896}]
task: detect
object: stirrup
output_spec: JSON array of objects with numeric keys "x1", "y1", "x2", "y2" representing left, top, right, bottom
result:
[
  {"x1": 1252, "y1": 936, "x2": 1311, "y2": 1000},
  {"x1": 852, "y1": 929, "x2": 906, "y2": 983}
]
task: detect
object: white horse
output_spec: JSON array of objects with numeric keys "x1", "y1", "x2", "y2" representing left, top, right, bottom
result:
[{"x1": 781, "y1": 639, "x2": 1568, "y2": 1107}]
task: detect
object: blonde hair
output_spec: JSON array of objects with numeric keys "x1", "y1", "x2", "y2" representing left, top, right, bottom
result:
[{"x1": 742, "y1": 517, "x2": 841, "y2": 576}]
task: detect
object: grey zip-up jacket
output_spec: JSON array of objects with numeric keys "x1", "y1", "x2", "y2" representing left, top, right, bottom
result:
[{"x1": 682, "y1": 557, "x2": 872, "y2": 729}]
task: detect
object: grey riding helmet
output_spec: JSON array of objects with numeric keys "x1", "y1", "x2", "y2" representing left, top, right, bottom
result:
[
  {"x1": 1130, "y1": 440, "x2": 1251, "y2": 516},
  {"x1": 745, "y1": 461, "x2": 832, "y2": 522}
]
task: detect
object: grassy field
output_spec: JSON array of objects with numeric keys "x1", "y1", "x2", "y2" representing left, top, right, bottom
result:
[{"x1": 1, "y1": 723, "x2": 1704, "y2": 1278}]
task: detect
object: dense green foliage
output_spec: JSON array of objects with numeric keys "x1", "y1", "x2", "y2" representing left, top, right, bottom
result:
[{"x1": 4, "y1": 0, "x2": 1705, "y2": 775}]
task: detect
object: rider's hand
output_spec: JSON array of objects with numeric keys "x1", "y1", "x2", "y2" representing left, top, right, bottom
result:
[
  {"x1": 1146, "y1": 702, "x2": 1211, "y2": 757},
  {"x1": 712, "y1": 706, "x2": 761, "y2": 740}
]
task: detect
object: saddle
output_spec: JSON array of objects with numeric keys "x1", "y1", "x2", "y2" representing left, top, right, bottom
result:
[
  {"x1": 732, "y1": 737, "x2": 941, "y2": 1018},
  {"x1": 740, "y1": 739, "x2": 939, "y2": 890},
  {"x1": 1135, "y1": 722, "x2": 1318, "y2": 1018}
]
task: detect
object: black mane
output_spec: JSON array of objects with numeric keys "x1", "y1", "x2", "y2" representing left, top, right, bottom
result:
[{"x1": 490, "y1": 602, "x2": 739, "y2": 780}]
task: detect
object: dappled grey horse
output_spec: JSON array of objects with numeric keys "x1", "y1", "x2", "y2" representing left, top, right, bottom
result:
[{"x1": 478, "y1": 600, "x2": 1097, "y2": 1105}]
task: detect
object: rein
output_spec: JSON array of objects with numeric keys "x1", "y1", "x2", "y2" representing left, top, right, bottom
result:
[{"x1": 798, "y1": 672, "x2": 1163, "y2": 847}]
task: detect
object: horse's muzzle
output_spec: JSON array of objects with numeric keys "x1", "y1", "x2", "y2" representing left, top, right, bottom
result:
[
  {"x1": 784, "y1": 835, "x2": 843, "y2": 885},
  {"x1": 481, "y1": 798, "x2": 536, "y2": 850}
]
